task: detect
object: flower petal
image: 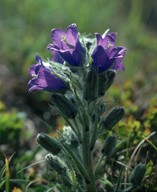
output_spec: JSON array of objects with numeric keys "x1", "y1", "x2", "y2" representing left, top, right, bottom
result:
[
  {"x1": 92, "y1": 46, "x2": 114, "y2": 72},
  {"x1": 109, "y1": 46, "x2": 126, "y2": 70},
  {"x1": 28, "y1": 63, "x2": 67, "y2": 92},
  {"x1": 29, "y1": 64, "x2": 41, "y2": 76},
  {"x1": 51, "y1": 29, "x2": 69, "y2": 50},
  {"x1": 51, "y1": 50, "x2": 64, "y2": 64},
  {"x1": 66, "y1": 23, "x2": 78, "y2": 46},
  {"x1": 109, "y1": 46, "x2": 126, "y2": 58},
  {"x1": 96, "y1": 32, "x2": 117, "y2": 49}
]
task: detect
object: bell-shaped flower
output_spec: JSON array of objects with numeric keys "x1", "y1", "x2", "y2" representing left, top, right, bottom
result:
[
  {"x1": 47, "y1": 23, "x2": 85, "y2": 66},
  {"x1": 91, "y1": 31, "x2": 127, "y2": 73},
  {"x1": 28, "y1": 55, "x2": 67, "y2": 92}
]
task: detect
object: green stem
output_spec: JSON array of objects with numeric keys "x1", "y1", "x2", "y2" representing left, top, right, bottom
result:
[
  {"x1": 82, "y1": 109, "x2": 97, "y2": 192},
  {"x1": 72, "y1": 77, "x2": 97, "y2": 191},
  {"x1": 61, "y1": 141, "x2": 89, "y2": 182},
  {"x1": 95, "y1": 155, "x2": 104, "y2": 176},
  {"x1": 5, "y1": 158, "x2": 10, "y2": 192},
  {"x1": 90, "y1": 119, "x2": 99, "y2": 151},
  {"x1": 87, "y1": 154, "x2": 97, "y2": 192}
]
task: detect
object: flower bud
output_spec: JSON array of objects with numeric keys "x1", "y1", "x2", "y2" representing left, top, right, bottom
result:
[
  {"x1": 102, "y1": 107, "x2": 125, "y2": 131},
  {"x1": 83, "y1": 69, "x2": 99, "y2": 102},
  {"x1": 46, "y1": 154, "x2": 72, "y2": 187},
  {"x1": 37, "y1": 133, "x2": 61, "y2": 155},
  {"x1": 63, "y1": 126, "x2": 80, "y2": 148},
  {"x1": 130, "y1": 163, "x2": 146, "y2": 186},
  {"x1": 101, "y1": 135, "x2": 117, "y2": 157},
  {"x1": 45, "y1": 154, "x2": 65, "y2": 174},
  {"x1": 98, "y1": 69, "x2": 116, "y2": 96},
  {"x1": 51, "y1": 93, "x2": 77, "y2": 119}
]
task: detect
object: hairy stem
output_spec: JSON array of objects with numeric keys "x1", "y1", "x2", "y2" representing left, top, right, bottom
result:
[{"x1": 82, "y1": 106, "x2": 97, "y2": 192}]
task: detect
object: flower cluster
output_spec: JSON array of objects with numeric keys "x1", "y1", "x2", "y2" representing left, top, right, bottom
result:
[
  {"x1": 27, "y1": 24, "x2": 148, "y2": 192},
  {"x1": 28, "y1": 23, "x2": 126, "y2": 93}
]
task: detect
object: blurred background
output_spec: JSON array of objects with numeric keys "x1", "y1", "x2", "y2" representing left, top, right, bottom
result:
[{"x1": 0, "y1": 0, "x2": 157, "y2": 190}]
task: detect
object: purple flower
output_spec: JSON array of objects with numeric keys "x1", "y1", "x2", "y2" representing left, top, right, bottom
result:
[
  {"x1": 28, "y1": 55, "x2": 67, "y2": 92},
  {"x1": 47, "y1": 23, "x2": 85, "y2": 66},
  {"x1": 91, "y1": 32, "x2": 127, "y2": 73},
  {"x1": 51, "y1": 50, "x2": 64, "y2": 64}
]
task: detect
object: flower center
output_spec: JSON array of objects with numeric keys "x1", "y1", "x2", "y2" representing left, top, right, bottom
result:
[
  {"x1": 61, "y1": 35, "x2": 67, "y2": 43},
  {"x1": 61, "y1": 35, "x2": 75, "y2": 49},
  {"x1": 108, "y1": 41, "x2": 113, "y2": 48},
  {"x1": 32, "y1": 74, "x2": 38, "y2": 78}
]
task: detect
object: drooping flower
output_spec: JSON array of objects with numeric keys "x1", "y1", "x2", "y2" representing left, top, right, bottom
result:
[
  {"x1": 28, "y1": 55, "x2": 67, "y2": 92},
  {"x1": 91, "y1": 31, "x2": 127, "y2": 73},
  {"x1": 47, "y1": 23, "x2": 85, "y2": 66}
]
